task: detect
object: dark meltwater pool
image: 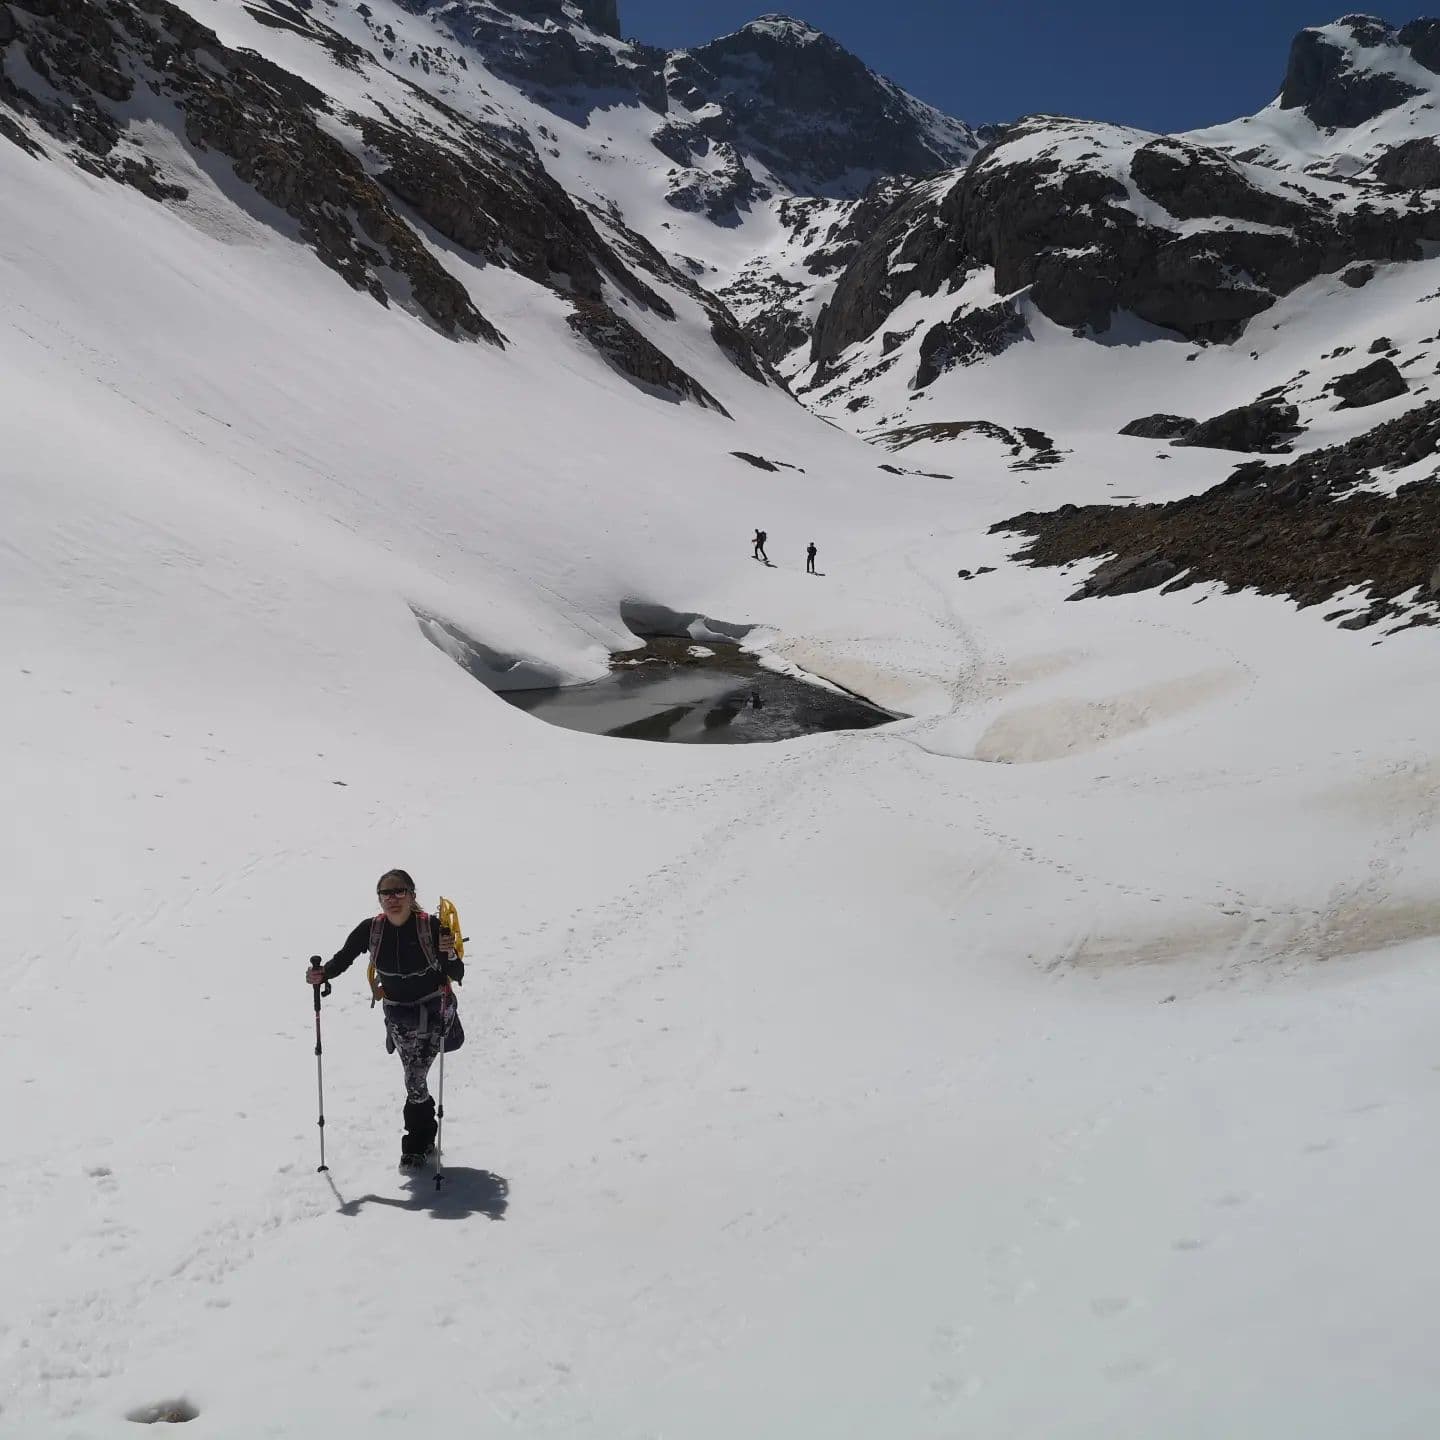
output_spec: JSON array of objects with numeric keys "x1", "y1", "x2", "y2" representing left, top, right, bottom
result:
[{"x1": 502, "y1": 637, "x2": 899, "y2": 744}]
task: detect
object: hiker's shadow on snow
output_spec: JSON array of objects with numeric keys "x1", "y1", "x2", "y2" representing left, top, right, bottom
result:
[{"x1": 333, "y1": 1167, "x2": 509, "y2": 1222}]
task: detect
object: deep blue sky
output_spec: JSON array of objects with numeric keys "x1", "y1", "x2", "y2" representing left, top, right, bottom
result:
[{"x1": 618, "y1": 2, "x2": 1410, "y2": 132}]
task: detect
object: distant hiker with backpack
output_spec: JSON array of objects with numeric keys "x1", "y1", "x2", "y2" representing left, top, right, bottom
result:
[
  {"x1": 306, "y1": 869, "x2": 464, "y2": 1169},
  {"x1": 806, "y1": 541, "x2": 817, "y2": 574},
  {"x1": 753, "y1": 528, "x2": 768, "y2": 562}
]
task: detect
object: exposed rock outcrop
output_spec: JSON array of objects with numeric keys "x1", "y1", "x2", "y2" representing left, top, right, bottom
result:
[
  {"x1": 813, "y1": 100, "x2": 1440, "y2": 366},
  {"x1": 568, "y1": 298, "x2": 728, "y2": 413},
  {"x1": 810, "y1": 175, "x2": 971, "y2": 362},
  {"x1": 409, "y1": 2, "x2": 974, "y2": 219},
  {"x1": 1069, "y1": 549, "x2": 1182, "y2": 599},
  {"x1": 476, "y1": 0, "x2": 618, "y2": 37},
  {"x1": 912, "y1": 300, "x2": 1029, "y2": 389},
  {"x1": 357, "y1": 110, "x2": 666, "y2": 313},
  {"x1": 1333, "y1": 357, "x2": 1407, "y2": 409},
  {"x1": 663, "y1": 140, "x2": 761, "y2": 220},
  {"x1": 671, "y1": 17, "x2": 977, "y2": 196},
  {"x1": 1, "y1": 0, "x2": 497, "y2": 340},
  {"x1": 1374, "y1": 136, "x2": 1440, "y2": 189},
  {"x1": 798, "y1": 179, "x2": 914, "y2": 281},
  {"x1": 1279, "y1": 16, "x2": 1422, "y2": 129},
  {"x1": 0, "y1": 0, "x2": 781, "y2": 405},
  {"x1": 420, "y1": 0, "x2": 666, "y2": 111},
  {"x1": 994, "y1": 400, "x2": 1440, "y2": 632},
  {"x1": 1174, "y1": 400, "x2": 1302, "y2": 454},
  {"x1": 581, "y1": 202, "x2": 788, "y2": 389},
  {"x1": 1120, "y1": 414, "x2": 1197, "y2": 440},
  {"x1": 872, "y1": 419, "x2": 1062, "y2": 470},
  {"x1": 1129, "y1": 138, "x2": 1308, "y2": 228},
  {"x1": 579, "y1": 0, "x2": 619, "y2": 38}
]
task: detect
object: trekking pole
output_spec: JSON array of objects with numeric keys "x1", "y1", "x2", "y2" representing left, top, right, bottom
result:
[
  {"x1": 310, "y1": 956, "x2": 332, "y2": 1173},
  {"x1": 434, "y1": 1035, "x2": 446, "y2": 1191}
]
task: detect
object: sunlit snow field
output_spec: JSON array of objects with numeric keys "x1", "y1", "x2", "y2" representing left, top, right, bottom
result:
[{"x1": 5, "y1": 7, "x2": 1440, "y2": 1436}]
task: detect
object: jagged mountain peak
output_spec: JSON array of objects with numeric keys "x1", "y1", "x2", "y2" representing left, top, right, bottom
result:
[
  {"x1": 672, "y1": 14, "x2": 979, "y2": 198},
  {"x1": 727, "y1": 14, "x2": 829, "y2": 46},
  {"x1": 407, "y1": 0, "x2": 977, "y2": 207},
  {"x1": 1331, "y1": 13, "x2": 1402, "y2": 44},
  {"x1": 692, "y1": 12, "x2": 898, "y2": 74},
  {"x1": 1279, "y1": 12, "x2": 1440, "y2": 128}
]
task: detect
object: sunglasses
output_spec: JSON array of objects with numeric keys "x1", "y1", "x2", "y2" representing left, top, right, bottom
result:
[{"x1": 377, "y1": 887, "x2": 412, "y2": 899}]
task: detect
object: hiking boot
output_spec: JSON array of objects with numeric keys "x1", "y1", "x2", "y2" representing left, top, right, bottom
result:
[{"x1": 402, "y1": 1097, "x2": 437, "y2": 1155}]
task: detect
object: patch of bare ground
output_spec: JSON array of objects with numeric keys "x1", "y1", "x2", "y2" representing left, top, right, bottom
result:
[
  {"x1": 994, "y1": 400, "x2": 1440, "y2": 633},
  {"x1": 873, "y1": 419, "x2": 1064, "y2": 470}
]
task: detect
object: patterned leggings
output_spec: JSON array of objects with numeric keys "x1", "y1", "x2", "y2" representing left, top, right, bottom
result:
[{"x1": 383, "y1": 993, "x2": 455, "y2": 1104}]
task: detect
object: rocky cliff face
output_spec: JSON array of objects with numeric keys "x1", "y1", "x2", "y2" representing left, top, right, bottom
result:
[
  {"x1": 1278, "y1": 15, "x2": 1440, "y2": 128},
  {"x1": 794, "y1": 14, "x2": 1440, "y2": 404},
  {"x1": 1374, "y1": 137, "x2": 1440, "y2": 188},
  {"x1": 1280, "y1": 16, "x2": 1423, "y2": 126},
  {"x1": 402, "y1": 0, "x2": 668, "y2": 111},
  {"x1": 404, "y1": 3, "x2": 976, "y2": 220},
  {"x1": 244, "y1": 0, "x2": 981, "y2": 376},
  {"x1": 15, "y1": 0, "x2": 1440, "y2": 455},
  {"x1": 1, "y1": 0, "x2": 500, "y2": 340},
  {"x1": 810, "y1": 102, "x2": 1440, "y2": 383},
  {"x1": 0, "y1": 0, "x2": 783, "y2": 405},
  {"x1": 667, "y1": 17, "x2": 978, "y2": 198},
  {"x1": 715, "y1": 178, "x2": 917, "y2": 366},
  {"x1": 997, "y1": 402, "x2": 1440, "y2": 633}
]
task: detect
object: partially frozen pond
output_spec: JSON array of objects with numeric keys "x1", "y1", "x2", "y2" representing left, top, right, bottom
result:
[{"x1": 502, "y1": 636, "x2": 899, "y2": 744}]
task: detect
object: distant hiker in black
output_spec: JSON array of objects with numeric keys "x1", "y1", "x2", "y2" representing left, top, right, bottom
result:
[
  {"x1": 306, "y1": 869, "x2": 464, "y2": 1168},
  {"x1": 753, "y1": 528, "x2": 768, "y2": 562},
  {"x1": 806, "y1": 542, "x2": 817, "y2": 574}
]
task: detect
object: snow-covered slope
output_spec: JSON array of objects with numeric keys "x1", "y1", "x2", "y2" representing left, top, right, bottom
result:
[
  {"x1": 338, "y1": 1, "x2": 983, "y2": 366},
  {"x1": 1193, "y1": 14, "x2": 1440, "y2": 179},
  {"x1": 791, "y1": 15, "x2": 1440, "y2": 542},
  {"x1": 7, "y1": 4, "x2": 1440, "y2": 1437},
  {"x1": 333, "y1": 2, "x2": 979, "y2": 259}
]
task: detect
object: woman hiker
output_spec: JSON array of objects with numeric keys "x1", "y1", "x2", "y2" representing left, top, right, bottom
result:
[{"x1": 306, "y1": 869, "x2": 464, "y2": 1168}]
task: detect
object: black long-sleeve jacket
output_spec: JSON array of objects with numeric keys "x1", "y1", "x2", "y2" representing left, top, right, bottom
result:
[{"x1": 324, "y1": 913, "x2": 464, "y2": 1003}]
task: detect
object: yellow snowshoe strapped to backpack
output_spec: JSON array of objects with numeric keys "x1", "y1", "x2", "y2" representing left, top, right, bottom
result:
[
  {"x1": 437, "y1": 896, "x2": 464, "y2": 961},
  {"x1": 366, "y1": 895, "x2": 464, "y2": 1006}
]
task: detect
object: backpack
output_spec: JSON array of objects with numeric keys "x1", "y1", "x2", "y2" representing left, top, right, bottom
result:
[
  {"x1": 367, "y1": 897, "x2": 467, "y2": 1052},
  {"x1": 365, "y1": 898, "x2": 460, "y2": 1002}
]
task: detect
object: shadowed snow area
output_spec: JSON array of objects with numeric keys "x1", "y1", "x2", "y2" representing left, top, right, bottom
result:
[
  {"x1": 7, "y1": 0, "x2": 1440, "y2": 1436},
  {"x1": 502, "y1": 635, "x2": 900, "y2": 743},
  {"x1": 124, "y1": 1397, "x2": 200, "y2": 1424}
]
